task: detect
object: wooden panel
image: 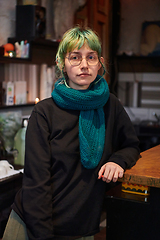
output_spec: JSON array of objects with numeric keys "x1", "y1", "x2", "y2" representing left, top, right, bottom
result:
[
  {"x1": 75, "y1": 0, "x2": 111, "y2": 83},
  {"x1": 74, "y1": 2, "x2": 88, "y2": 27},
  {"x1": 97, "y1": 0, "x2": 108, "y2": 14}
]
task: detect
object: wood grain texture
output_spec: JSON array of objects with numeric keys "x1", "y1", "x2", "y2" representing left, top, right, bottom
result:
[{"x1": 119, "y1": 145, "x2": 160, "y2": 188}]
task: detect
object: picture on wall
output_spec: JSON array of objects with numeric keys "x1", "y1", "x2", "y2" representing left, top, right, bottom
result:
[{"x1": 140, "y1": 21, "x2": 160, "y2": 56}]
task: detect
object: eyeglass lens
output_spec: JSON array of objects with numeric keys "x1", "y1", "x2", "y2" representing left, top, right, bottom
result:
[{"x1": 68, "y1": 52, "x2": 99, "y2": 66}]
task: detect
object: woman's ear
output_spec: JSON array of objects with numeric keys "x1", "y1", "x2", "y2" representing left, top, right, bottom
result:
[{"x1": 56, "y1": 58, "x2": 65, "y2": 71}]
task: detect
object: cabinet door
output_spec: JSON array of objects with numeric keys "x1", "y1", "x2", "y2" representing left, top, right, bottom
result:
[{"x1": 75, "y1": 0, "x2": 111, "y2": 83}]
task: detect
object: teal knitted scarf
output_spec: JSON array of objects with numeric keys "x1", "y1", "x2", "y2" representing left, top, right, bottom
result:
[{"x1": 51, "y1": 75, "x2": 110, "y2": 169}]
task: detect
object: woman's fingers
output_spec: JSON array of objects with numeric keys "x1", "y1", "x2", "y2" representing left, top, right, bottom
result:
[{"x1": 98, "y1": 162, "x2": 124, "y2": 183}]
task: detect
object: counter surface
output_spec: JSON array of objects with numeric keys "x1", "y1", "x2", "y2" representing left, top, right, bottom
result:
[{"x1": 120, "y1": 145, "x2": 160, "y2": 188}]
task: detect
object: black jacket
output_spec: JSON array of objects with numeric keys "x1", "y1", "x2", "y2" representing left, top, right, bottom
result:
[{"x1": 12, "y1": 93, "x2": 140, "y2": 240}]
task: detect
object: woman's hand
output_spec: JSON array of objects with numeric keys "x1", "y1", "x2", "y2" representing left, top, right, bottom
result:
[{"x1": 98, "y1": 162, "x2": 124, "y2": 183}]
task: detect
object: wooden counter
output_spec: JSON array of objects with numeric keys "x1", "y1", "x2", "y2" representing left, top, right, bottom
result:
[
  {"x1": 120, "y1": 144, "x2": 160, "y2": 188},
  {"x1": 106, "y1": 145, "x2": 160, "y2": 240}
]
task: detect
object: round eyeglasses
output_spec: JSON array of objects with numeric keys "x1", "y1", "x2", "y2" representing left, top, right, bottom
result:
[{"x1": 66, "y1": 52, "x2": 99, "y2": 66}]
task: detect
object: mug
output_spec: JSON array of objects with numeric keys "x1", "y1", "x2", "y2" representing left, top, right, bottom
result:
[
  {"x1": 0, "y1": 160, "x2": 14, "y2": 173},
  {"x1": 0, "y1": 165, "x2": 7, "y2": 177}
]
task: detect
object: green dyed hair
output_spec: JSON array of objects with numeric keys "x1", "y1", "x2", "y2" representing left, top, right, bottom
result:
[{"x1": 56, "y1": 26, "x2": 102, "y2": 69}]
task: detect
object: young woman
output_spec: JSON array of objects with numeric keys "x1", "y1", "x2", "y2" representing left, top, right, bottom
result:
[{"x1": 3, "y1": 26, "x2": 140, "y2": 240}]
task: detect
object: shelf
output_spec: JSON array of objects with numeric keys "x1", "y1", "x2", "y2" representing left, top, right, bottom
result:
[
  {"x1": 8, "y1": 38, "x2": 60, "y2": 47},
  {"x1": 117, "y1": 55, "x2": 160, "y2": 59},
  {"x1": 0, "y1": 38, "x2": 59, "y2": 111},
  {"x1": 31, "y1": 39, "x2": 60, "y2": 47},
  {"x1": 0, "y1": 39, "x2": 59, "y2": 65},
  {"x1": 117, "y1": 55, "x2": 160, "y2": 72},
  {"x1": 30, "y1": 39, "x2": 59, "y2": 65},
  {"x1": 0, "y1": 56, "x2": 31, "y2": 64},
  {"x1": 0, "y1": 103, "x2": 35, "y2": 110}
]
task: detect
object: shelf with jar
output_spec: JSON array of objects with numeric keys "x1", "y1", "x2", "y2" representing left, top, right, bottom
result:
[
  {"x1": 0, "y1": 39, "x2": 59, "y2": 109},
  {"x1": 0, "y1": 38, "x2": 59, "y2": 65}
]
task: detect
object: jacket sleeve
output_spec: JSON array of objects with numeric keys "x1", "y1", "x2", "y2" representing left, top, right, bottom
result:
[
  {"x1": 21, "y1": 108, "x2": 54, "y2": 240},
  {"x1": 107, "y1": 97, "x2": 140, "y2": 170}
]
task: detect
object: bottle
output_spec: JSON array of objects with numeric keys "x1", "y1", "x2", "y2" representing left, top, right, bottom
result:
[{"x1": 13, "y1": 118, "x2": 28, "y2": 166}]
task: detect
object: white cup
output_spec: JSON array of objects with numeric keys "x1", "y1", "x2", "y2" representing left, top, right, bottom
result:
[
  {"x1": 0, "y1": 160, "x2": 14, "y2": 174},
  {"x1": 0, "y1": 165, "x2": 8, "y2": 177}
]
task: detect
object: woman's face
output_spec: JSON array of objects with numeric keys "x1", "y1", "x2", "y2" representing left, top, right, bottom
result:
[{"x1": 64, "y1": 44, "x2": 104, "y2": 90}]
